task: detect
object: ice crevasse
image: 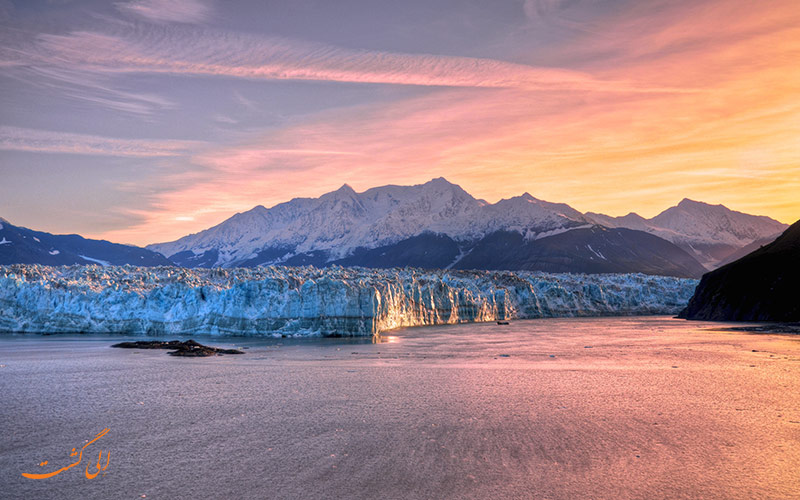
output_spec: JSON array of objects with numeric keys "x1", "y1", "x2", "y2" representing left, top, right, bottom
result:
[{"x1": 0, "y1": 265, "x2": 698, "y2": 336}]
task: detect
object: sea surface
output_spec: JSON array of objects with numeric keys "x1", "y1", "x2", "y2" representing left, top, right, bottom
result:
[{"x1": 1, "y1": 316, "x2": 799, "y2": 499}]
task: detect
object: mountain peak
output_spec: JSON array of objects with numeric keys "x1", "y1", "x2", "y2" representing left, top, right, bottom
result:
[
  {"x1": 321, "y1": 183, "x2": 360, "y2": 202},
  {"x1": 424, "y1": 177, "x2": 459, "y2": 189},
  {"x1": 419, "y1": 177, "x2": 476, "y2": 204},
  {"x1": 428, "y1": 176, "x2": 451, "y2": 184},
  {"x1": 677, "y1": 198, "x2": 722, "y2": 210},
  {"x1": 499, "y1": 192, "x2": 537, "y2": 204},
  {"x1": 620, "y1": 212, "x2": 647, "y2": 221}
]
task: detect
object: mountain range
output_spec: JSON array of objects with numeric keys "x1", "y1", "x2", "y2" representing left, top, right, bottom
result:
[
  {"x1": 1, "y1": 178, "x2": 788, "y2": 278},
  {"x1": 585, "y1": 200, "x2": 786, "y2": 268},
  {"x1": 0, "y1": 217, "x2": 171, "y2": 267},
  {"x1": 143, "y1": 178, "x2": 786, "y2": 277}
]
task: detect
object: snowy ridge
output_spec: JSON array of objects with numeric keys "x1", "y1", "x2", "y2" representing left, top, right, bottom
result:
[
  {"x1": 148, "y1": 178, "x2": 592, "y2": 267},
  {"x1": 0, "y1": 265, "x2": 698, "y2": 336},
  {"x1": 147, "y1": 179, "x2": 786, "y2": 270},
  {"x1": 586, "y1": 199, "x2": 788, "y2": 267},
  {"x1": 651, "y1": 199, "x2": 786, "y2": 247}
]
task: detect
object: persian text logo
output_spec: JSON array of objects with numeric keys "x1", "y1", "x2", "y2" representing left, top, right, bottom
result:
[{"x1": 22, "y1": 428, "x2": 111, "y2": 480}]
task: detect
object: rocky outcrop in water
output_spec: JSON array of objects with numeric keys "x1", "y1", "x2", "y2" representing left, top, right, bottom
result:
[{"x1": 111, "y1": 339, "x2": 244, "y2": 356}]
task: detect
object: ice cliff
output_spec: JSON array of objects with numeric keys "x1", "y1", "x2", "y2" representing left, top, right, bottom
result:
[{"x1": 0, "y1": 265, "x2": 698, "y2": 336}]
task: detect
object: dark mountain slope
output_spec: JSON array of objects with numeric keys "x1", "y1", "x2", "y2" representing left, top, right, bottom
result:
[
  {"x1": 713, "y1": 232, "x2": 784, "y2": 268},
  {"x1": 331, "y1": 233, "x2": 461, "y2": 269},
  {"x1": 452, "y1": 226, "x2": 707, "y2": 278},
  {"x1": 679, "y1": 220, "x2": 800, "y2": 321},
  {"x1": 0, "y1": 218, "x2": 174, "y2": 267}
]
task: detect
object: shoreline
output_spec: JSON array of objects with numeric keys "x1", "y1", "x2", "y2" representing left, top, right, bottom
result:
[
  {"x1": 715, "y1": 323, "x2": 800, "y2": 335},
  {"x1": 0, "y1": 313, "x2": 756, "y2": 340}
]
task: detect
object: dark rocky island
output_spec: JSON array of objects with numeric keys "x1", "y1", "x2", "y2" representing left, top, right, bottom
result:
[
  {"x1": 679, "y1": 219, "x2": 800, "y2": 322},
  {"x1": 111, "y1": 339, "x2": 244, "y2": 357}
]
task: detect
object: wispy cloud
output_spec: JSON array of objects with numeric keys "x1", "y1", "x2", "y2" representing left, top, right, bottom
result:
[
  {"x1": 0, "y1": 27, "x2": 175, "y2": 116},
  {"x1": 0, "y1": 126, "x2": 203, "y2": 157},
  {"x1": 213, "y1": 115, "x2": 238, "y2": 125},
  {"x1": 29, "y1": 25, "x2": 674, "y2": 93},
  {"x1": 196, "y1": 147, "x2": 362, "y2": 171},
  {"x1": 0, "y1": 4, "x2": 686, "y2": 123},
  {"x1": 116, "y1": 0, "x2": 212, "y2": 24},
  {"x1": 232, "y1": 90, "x2": 259, "y2": 112},
  {"x1": 23, "y1": 66, "x2": 175, "y2": 115},
  {"x1": 522, "y1": 0, "x2": 574, "y2": 20}
]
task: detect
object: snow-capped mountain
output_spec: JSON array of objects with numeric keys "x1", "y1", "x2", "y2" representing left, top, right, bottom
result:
[
  {"x1": 148, "y1": 178, "x2": 593, "y2": 269},
  {"x1": 586, "y1": 199, "x2": 788, "y2": 268},
  {"x1": 6, "y1": 179, "x2": 781, "y2": 277},
  {"x1": 0, "y1": 217, "x2": 173, "y2": 267},
  {"x1": 145, "y1": 179, "x2": 786, "y2": 277}
]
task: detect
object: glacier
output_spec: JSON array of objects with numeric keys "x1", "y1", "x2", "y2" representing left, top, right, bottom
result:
[{"x1": 0, "y1": 265, "x2": 698, "y2": 337}]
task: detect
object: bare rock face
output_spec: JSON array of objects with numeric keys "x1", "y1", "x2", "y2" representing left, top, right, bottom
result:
[{"x1": 679, "y1": 220, "x2": 800, "y2": 322}]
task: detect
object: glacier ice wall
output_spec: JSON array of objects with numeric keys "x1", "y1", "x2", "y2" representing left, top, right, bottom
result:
[{"x1": 0, "y1": 265, "x2": 698, "y2": 336}]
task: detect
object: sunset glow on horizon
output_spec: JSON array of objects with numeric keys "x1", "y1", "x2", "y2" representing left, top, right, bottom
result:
[{"x1": 2, "y1": 0, "x2": 799, "y2": 246}]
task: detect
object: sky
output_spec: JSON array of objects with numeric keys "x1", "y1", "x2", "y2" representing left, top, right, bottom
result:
[{"x1": 1, "y1": 0, "x2": 798, "y2": 246}]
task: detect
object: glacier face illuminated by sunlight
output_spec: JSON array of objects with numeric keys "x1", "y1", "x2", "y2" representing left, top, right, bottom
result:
[{"x1": 0, "y1": 265, "x2": 698, "y2": 336}]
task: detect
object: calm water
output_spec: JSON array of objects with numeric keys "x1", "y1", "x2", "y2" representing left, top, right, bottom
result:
[{"x1": 1, "y1": 317, "x2": 799, "y2": 499}]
